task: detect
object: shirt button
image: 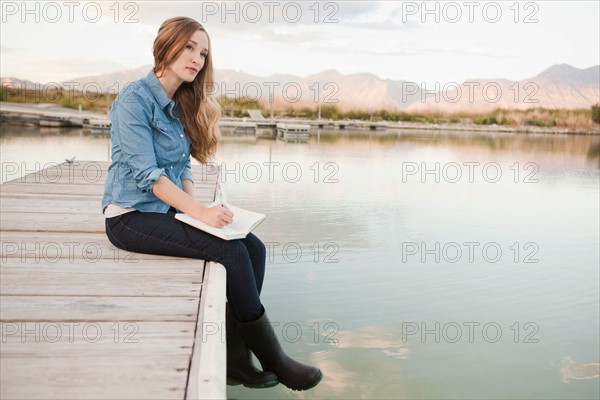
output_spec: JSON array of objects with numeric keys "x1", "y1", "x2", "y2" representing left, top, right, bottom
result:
[
  {"x1": 180, "y1": 134, "x2": 183, "y2": 137},
  {"x1": 182, "y1": 153, "x2": 185, "y2": 157},
  {"x1": 170, "y1": 166, "x2": 173, "y2": 169}
]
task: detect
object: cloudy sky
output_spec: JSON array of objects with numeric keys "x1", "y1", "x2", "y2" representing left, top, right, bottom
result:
[{"x1": 1, "y1": 1, "x2": 598, "y2": 87}]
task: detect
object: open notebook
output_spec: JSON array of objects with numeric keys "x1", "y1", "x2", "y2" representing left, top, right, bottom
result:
[{"x1": 175, "y1": 203, "x2": 265, "y2": 240}]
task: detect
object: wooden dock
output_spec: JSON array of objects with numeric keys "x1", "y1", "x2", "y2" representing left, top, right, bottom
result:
[
  {"x1": 0, "y1": 102, "x2": 111, "y2": 129},
  {"x1": 218, "y1": 119, "x2": 258, "y2": 139},
  {"x1": 0, "y1": 161, "x2": 227, "y2": 399},
  {"x1": 276, "y1": 123, "x2": 310, "y2": 142},
  {"x1": 1, "y1": 102, "x2": 390, "y2": 134}
]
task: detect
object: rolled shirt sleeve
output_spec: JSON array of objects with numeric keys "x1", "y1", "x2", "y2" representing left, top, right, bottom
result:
[{"x1": 181, "y1": 157, "x2": 194, "y2": 184}]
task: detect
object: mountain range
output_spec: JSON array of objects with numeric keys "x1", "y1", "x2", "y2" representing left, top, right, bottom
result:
[{"x1": 2, "y1": 64, "x2": 598, "y2": 112}]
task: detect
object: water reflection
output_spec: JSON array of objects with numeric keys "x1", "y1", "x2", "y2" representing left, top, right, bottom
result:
[
  {"x1": 588, "y1": 142, "x2": 600, "y2": 163},
  {"x1": 2, "y1": 124, "x2": 599, "y2": 167},
  {"x1": 327, "y1": 325, "x2": 410, "y2": 360},
  {"x1": 1, "y1": 123, "x2": 599, "y2": 399},
  {"x1": 297, "y1": 326, "x2": 413, "y2": 399},
  {"x1": 560, "y1": 357, "x2": 600, "y2": 383}
]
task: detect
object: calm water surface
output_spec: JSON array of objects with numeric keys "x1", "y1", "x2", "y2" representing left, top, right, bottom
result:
[{"x1": 1, "y1": 125, "x2": 599, "y2": 399}]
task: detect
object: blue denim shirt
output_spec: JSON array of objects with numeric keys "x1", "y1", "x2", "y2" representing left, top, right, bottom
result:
[{"x1": 102, "y1": 70, "x2": 194, "y2": 213}]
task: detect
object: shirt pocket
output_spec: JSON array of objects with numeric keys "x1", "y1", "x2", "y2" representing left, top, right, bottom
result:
[{"x1": 151, "y1": 118, "x2": 178, "y2": 153}]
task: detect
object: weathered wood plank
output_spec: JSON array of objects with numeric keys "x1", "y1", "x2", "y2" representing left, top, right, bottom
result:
[
  {"x1": 0, "y1": 189, "x2": 216, "y2": 213},
  {"x1": 0, "y1": 295, "x2": 200, "y2": 322},
  {"x1": 1, "y1": 266, "x2": 203, "y2": 297},
  {"x1": 0, "y1": 211, "x2": 104, "y2": 232},
  {"x1": 0, "y1": 196, "x2": 102, "y2": 213},
  {"x1": 0, "y1": 182, "x2": 104, "y2": 196},
  {"x1": 0, "y1": 183, "x2": 216, "y2": 204},
  {"x1": 3, "y1": 161, "x2": 219, "y2": 180},
  {"x1": 1, "y1": 355, "x2": 190, "y2": 400},
  {"x1": 188, "y1": 262, "x2": 227, "y2": 400},
  {"x1": 9, "y1": 161, "x2": 216, "y2": 173},
  {"x1": 0, "y1": 232, "x2": 197, "y2": 261},
  {"x1": 2, "y1": 161, "x2": 218, "y2": 205},
  {"x1": 7, "y1": 171, "x2": 219, "y2": 191},
  {"x1": 0, "y1": 321, "x2": 195, "y2": 356}
]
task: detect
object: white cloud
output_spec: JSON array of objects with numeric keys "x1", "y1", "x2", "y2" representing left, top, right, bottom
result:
[
  {"x1": 0, "y1": 1, "x2": 598, "y2": 85},
  {"x1": 0, "y1": 56, "x2": 129, "y2": 83}
]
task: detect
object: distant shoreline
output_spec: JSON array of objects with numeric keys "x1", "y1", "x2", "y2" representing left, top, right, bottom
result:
[
  {"x1": 1, "y1": 101, "x2": 598, "y2": 135},
  {"x1": 380, "y1": 120, "x2": 599, "y2": 135}
]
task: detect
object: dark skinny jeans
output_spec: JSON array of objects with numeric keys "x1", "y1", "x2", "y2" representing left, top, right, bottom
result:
[{"x1": 105, "y1": 209, "x2": 265, "y2": 322}]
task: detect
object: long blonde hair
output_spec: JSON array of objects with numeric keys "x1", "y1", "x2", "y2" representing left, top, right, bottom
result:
[{"x1": 153, "y1": 17, "x2": 220, "y2": 164}]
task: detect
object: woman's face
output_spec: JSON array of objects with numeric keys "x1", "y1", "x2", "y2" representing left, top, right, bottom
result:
[{"x1": 168, "y1": 29, "x2": 209, "y2": 84}]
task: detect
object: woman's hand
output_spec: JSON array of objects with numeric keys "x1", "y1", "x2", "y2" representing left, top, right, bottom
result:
[
  {"x1": 152, "y1": 177, "x2": 234, "y2": 228},
  {"x1": 193, "y1": 204, "x2": 234, "y2": 228}
]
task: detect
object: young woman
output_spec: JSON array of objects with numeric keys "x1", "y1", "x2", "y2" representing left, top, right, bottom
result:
[{"x1": 102, "y1": 17, "x2": 322, "y2": 391}]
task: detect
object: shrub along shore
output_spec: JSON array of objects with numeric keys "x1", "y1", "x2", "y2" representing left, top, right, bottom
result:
[{"x1": 1, "y1": 87, "x2": 598, "y2": 134}]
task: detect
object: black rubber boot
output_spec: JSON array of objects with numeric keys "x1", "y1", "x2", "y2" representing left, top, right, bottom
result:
[
  {"x1": 238, "y1": 310, "x2": 323, "y2": 391},
  {"x1": 226, "y1": 304, "x2": 279, "y2": 388}
]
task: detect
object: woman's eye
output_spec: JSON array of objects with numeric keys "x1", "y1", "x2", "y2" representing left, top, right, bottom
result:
[{"x1": 186, "y1": 44, "x2": 193, "y2": 50}]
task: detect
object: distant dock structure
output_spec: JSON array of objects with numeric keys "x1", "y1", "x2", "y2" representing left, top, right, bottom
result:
[
  {"x1": 276, "y1": 123, "x2": 310, "y2": 142},
  {"x1": 245, "y1": 109, "x2": 266, "y2": 120},
  {"x1": 1, "y1": 102, "x2": 390, "y2": 140},
  {"x1": 218, "y1": 119, "x2": 258, "y2": 139},
  {"x1": 90, "y1": 120, "x2": 111, "y2": 132},
  {"x1": 0, "y1": 102, "x2": 110, "y2": 130},
  {"x1": 219, "y1": 110, "x2": 280, "y2": 140},
  {"x1": 38, "y1": 116, "x2": 73, "y2": 128},
  {"x1": 244, "y1": 109, "x2": 279, "y2": 139}
]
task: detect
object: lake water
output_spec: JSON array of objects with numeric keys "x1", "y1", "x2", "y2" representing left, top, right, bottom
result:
[{"x1": 1, "y1": 125, "x2": 599, "y2": 399}]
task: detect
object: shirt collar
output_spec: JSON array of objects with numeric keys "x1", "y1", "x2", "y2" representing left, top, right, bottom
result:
[{"x1": 145, "y1": 70, "x2": 175, "y2": 116}]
